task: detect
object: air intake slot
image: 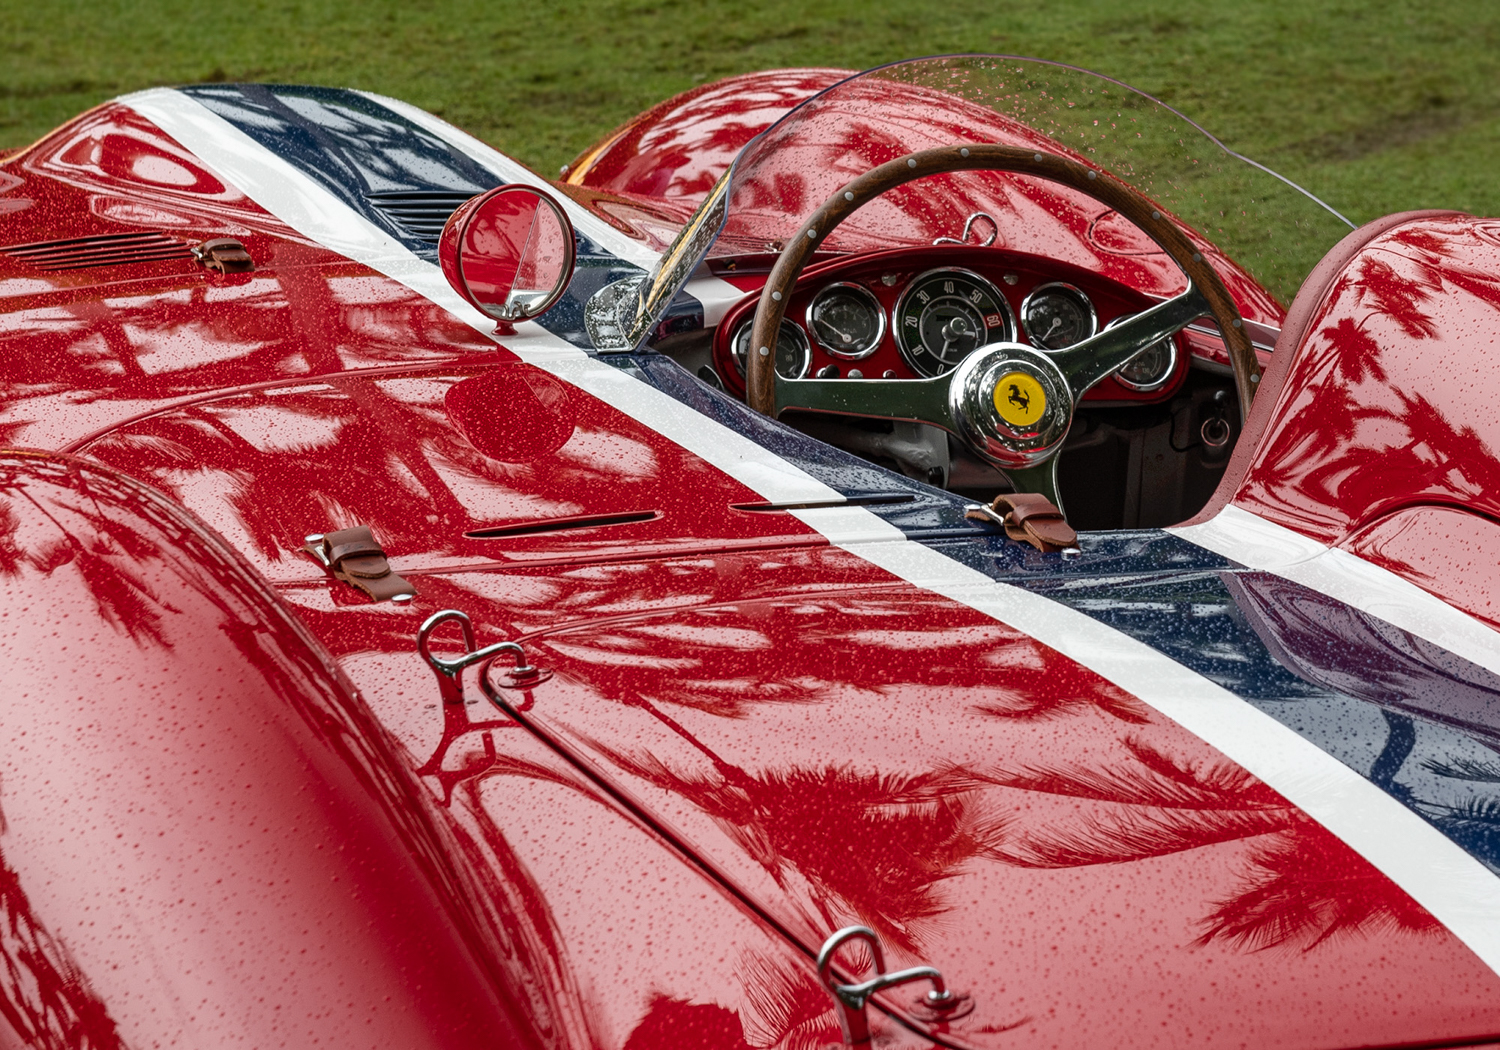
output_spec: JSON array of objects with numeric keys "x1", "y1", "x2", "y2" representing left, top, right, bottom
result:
[
  {"x1": 465, "y1": 510, "x2": 659, "y2": 539},
  {"x1": 730, "y1": 493, "x2": 916, "y2": 512},
  {"x1": 0, "y1": 232, "x2": 195, "y2": 271},
  {"x1": 366, "y1": 191, "x2": 481, "y2": 243}
]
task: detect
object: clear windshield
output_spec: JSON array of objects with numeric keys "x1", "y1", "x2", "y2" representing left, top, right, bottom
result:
[{"x1": 629, "y1": 55, "x2": 1353, "y2": 348}]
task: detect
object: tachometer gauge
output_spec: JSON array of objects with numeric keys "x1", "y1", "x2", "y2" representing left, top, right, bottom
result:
[
  {"x1": 1105, "y1": 313, "x2": 1178, "y2": 392},
  {"x1": 893, "y1": 268, "x2": 1014, "y2": 377},
  {"x1": 730, "y1": 318, "x2": 811, "y2": 380},
  {"x1": 1020, "y1": 283, "x2": 1097, "y2": 351},
  {"x1": 807, "y1": 282, "x2": 884, "y2": 359}
]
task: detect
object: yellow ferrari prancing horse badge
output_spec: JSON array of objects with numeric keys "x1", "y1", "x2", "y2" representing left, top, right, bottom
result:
[{"x1": 993, "y1": 372, "x2": 1046, "y2": 427}]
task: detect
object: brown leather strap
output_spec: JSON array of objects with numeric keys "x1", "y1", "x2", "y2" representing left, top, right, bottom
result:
[
  {"x1": 967, "y1": 492, "x2": 1078, "y2": 552},
  {"x1": 303, "y1": 525, "x2": 417, "y2": 602},
  {"x1": 193, "y1": 237, "x2": 254, "y2": 274}
]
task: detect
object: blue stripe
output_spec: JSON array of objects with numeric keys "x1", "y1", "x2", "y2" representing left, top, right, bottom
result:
[
  {"x1": 942, "y1": 544, "x2": 1500, "y2": 873},
  {"x1": 629, "y1": 354, "x2": 986, "y2": 535},
  {"x1": 167, "y1": 89, "x2": 1500, "y2": 876},
  {"x1": 178, "y1": 84, "x2": 649, "y2": 349},
  {"x1": 613, "y1": 356, "x2": 1500, "y2": 873}
]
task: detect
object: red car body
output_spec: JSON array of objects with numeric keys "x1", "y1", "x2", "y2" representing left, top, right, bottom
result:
[{"x1": 1, "y1": 58, "x2": 1500, "y2": 1049}]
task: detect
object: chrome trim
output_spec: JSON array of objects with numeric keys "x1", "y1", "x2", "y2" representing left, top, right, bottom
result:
[
  {"x1": 1202, "y1": 415, "x2": 1232, "y2": 447},
  {"x1": 805, "y1": 281, "x2": 885, "y2": 360},
  {"x1": 584, "y1": 274, "x2": 647, "y2": 350},
  {"x1": 1104, "y1": 313, "x2": 1178, "y2": 392},
  {"x1": 627, "y1": 171, "x2": 729, "y2": 347},
  {"x1": 302, "y1": 533, "x2": 330, "y2": 568},
  {"x1": 459, "y1": 187, "x2": 577, "y2": 323},
  {"x1": 772, "y1": 341, "x2": 1072, "y2": 470},
  {"x1": 1185, "y1": 318, "x2": 1279, "y2": 355},
  {"x1": 1141, "y1": 294, "x2": 1277, "y2": 354},
  {"x1": 949, "y1": 344, "x2": 1073, "y2": 467},
  {"x1": 1020, "y1": 281, "x2": 1097, "y2": 350},
  {"x1": 893, "y1": 266, "x2": 1014, "y2": 376},
  {"x1": 1049, "y1": 283, "x2": 1208, "y2": 396}
]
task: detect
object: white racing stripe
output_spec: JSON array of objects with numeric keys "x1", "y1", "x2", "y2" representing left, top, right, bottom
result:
[
  {"x1": 849, "y1": 537, "x2": 1500, "y2": 974},
  {"x1": 119, "y1": 87, "x2": 879, "y2": 536},
  {"x1": 360, "y1": 88, "x2": 747, "y2": 325},
  {"x1": 1170, "y1": 504, "x2": 1500, "y2": 679},
  {"x1": 120, "y1": 87, "x2": 1500, "y2": 977}
]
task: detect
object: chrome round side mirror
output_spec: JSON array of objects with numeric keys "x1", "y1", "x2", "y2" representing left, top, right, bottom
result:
[{"x1": 439, "y1": 185, "x2": 576, "y2": 327}]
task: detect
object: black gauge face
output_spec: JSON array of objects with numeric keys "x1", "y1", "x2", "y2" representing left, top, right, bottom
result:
[
  {"x1": 894, "y1": 269, "x2": 1013, "y2": 377},
  {"x1": 1106, "y1": 314, "x2": 1178, "y2": 391},
  {"x1": 807, "y1": 283, "x2": 884, "y2": 359},
  {"x1": 1021, "y1": 283, "x2": 1097, "y2": 351},
  {"x1": 730, "y1": 318, "x2": 811, "y2": 380}
]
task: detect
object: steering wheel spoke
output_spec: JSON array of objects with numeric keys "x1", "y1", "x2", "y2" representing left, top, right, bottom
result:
[
  {"x1": 1049, "y1": 284, "x2": 1209, "y2": 395},
  {"x1": 773, "y1": 373, "x2": 958, "y2": 433},
  {"x1": 1002, "y1": 458, "x2": 1064, "y2": 516},
  {"x1": 745, "y1": 144, "x2": 1259, "y2": 520}
]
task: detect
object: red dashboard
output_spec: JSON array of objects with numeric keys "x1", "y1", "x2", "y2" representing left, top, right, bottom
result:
[{"x1": 709, "y1": 245, "x2": 1193, "y2": 404}]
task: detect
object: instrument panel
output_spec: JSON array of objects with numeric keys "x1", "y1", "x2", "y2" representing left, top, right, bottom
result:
[
  {"x1": 893, "y1": 268, "x2": 1014, "y2": 376},
  {"x1": 711, "y1": 247, "x2": 1186, "y2": 400}
]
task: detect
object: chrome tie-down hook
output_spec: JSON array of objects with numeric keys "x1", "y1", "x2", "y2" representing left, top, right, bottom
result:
[
  {"x1": 932, "y1": 210, "x2": 999, "y2": 248},
  {"x1": 417, "y1": 609, "x2": 548, "y2": 706},
  {"x1": 817, "y1": 925, "x2": 971, "y2": 1045}
]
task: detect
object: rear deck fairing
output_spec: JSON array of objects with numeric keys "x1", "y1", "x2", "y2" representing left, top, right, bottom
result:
[{"x1": 6, "y1": 86, "x2": 1500, "y2": 1045}]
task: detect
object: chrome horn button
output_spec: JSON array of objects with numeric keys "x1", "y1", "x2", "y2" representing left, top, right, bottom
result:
[{"x1": 948, "y1": 343, "x2": 1074, "y2": 469}]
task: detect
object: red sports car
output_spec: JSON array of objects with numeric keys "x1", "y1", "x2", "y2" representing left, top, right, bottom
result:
[{"x1": 1, "y1": 54, "x2": 1498, "y2": 1049}]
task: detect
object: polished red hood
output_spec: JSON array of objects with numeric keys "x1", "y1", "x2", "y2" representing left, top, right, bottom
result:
[
  {"x1": 407, "y1": 544, "x2": 1500, "y2": 1050},
  {"x1": 7, "y1": 79, "x2": 1500, "y2": 1050}
]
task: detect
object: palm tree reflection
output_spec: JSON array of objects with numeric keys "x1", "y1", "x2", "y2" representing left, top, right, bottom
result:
[
  {"x1": 1249, "y1": 223, "x2": 1500, "y2": 532},
  {"x1": 585, "y1": 736, "x2": 1001, "y2": 956},
  {"x1": 536, "y1": 596, "x2": 1452, "y2": 960},
  {"x1": 1195, "y1": 824, "x2": 1440, "y2": 952},
  {"x1": 0, "y1": 803, "x2": 130, "y2": 1049},
  {"x1": 738, "y1": 952, "x2": 846, "y2": 1050}
]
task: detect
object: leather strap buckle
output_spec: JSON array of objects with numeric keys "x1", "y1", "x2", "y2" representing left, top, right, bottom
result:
[
  {"x1": 965, "y1": 492, "x2": 1078, "y2": 553},
  {"x1": 192, "y1": 237, "x2": 254, "y2": 274},
  {"x1": 303, "y1": 525, "x2": 417, "y2": 603}
]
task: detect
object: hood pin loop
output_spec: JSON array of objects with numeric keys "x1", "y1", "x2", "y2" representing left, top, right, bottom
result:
[
  {"x1": 417, "y1": 609, "x2": 546, "y2": 707},
  {"x1": 817, "y1": 925, "x2": 971, "y2": 1044}
]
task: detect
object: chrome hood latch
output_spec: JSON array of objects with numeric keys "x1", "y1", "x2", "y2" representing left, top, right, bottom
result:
[{"x1": 817, "y1": 925, "x2": 971, "y2": 1044}]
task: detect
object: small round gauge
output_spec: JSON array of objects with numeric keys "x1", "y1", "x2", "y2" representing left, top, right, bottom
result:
[
  {"x1": 730, "y1": 318, "x2": 811, "y2": 380},
  {"x1": 1020, "y1": 283, "x2": 1098, "y2": 351},
  {"x1": 806, "y1": 282, "x2": 885, "y2": 359},
  {"x1": 893, "y1": 268, "x2": 1014, "y2": 377},
  {"x1": 1105, "y1": 314, "x2": 1178, "y2": 392}
]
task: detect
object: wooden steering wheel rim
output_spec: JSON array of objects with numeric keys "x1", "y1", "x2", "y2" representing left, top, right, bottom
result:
[{"x1": 745, "y1": 144, "x2": 1259, "y2": 423}]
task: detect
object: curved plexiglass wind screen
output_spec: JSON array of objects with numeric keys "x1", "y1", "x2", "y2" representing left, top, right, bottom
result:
[{"x1": 631, "y1": 55, "x2": 1352, "y2": 348}]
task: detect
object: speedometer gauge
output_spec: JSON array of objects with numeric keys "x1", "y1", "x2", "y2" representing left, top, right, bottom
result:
[
  {"x1": 807, "y1": 282, "x2": 884, "y2": 359},
  {"x1": 893, "y1": 269, "x2": 1014, "y2": 377},
  {"x1": 1020, "y1": 283, "x2": 1097, "y2": 350},
  {"x1": 730, "y1": 318, "x2": 811, "y2": 380}
]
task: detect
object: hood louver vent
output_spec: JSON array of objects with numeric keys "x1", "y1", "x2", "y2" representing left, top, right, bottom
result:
[
  {"x1": 366, "y1": 191, "x2": 480, "y2": 243},
  {"x1": 0, "y1": 232, "x2": 195, "y2": 271}
]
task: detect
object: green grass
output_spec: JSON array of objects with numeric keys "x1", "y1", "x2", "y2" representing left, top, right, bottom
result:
[{"x1": 5, "y1": 0, "x2": 1500, "y2": 230}]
